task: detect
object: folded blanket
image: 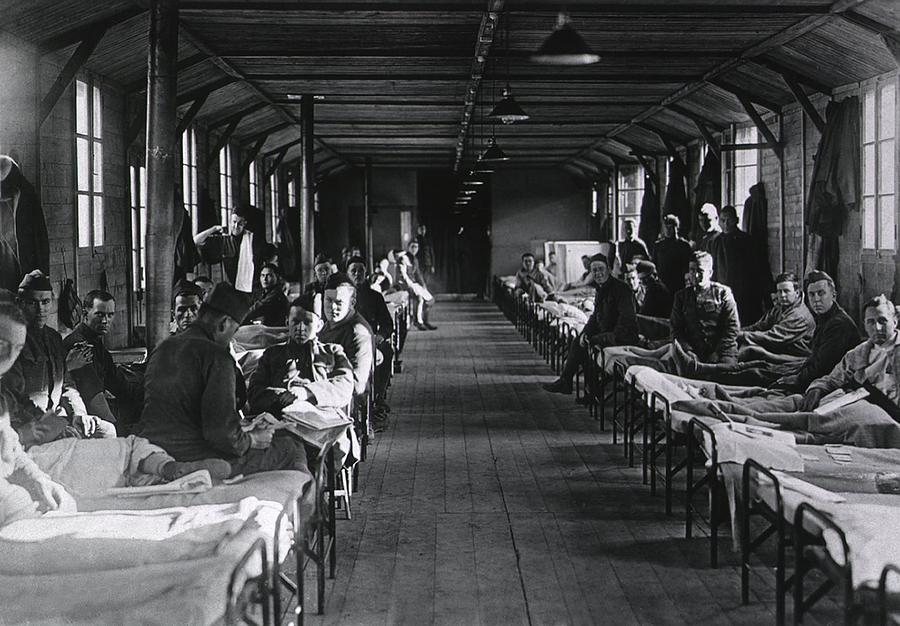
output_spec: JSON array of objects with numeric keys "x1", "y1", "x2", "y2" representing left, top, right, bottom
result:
[
  {"x1": 824, "y1": 504, "x2": 900, "y2": 591},
  {"x1": 233, "y1": 325, "x2": 289, "y2": 351}
]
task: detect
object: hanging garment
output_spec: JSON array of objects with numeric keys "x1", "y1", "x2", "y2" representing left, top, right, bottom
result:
[
  {"x1": 662, "y1": 158, "x2": 690, "y2": 239},
  {"x1": 806, "y1": 97, "x2": 860, "y2": 239},
  {"x1": 0, "y1": 157, "x2": 50, "y2": 288},
  {"x1": 693, "y1": 149, "x2": 721, "y2": 240},
  {"x1": 637, "y1": 175, "x2": 660, "y2": 257},
  {"x1": 173, "y1": 207, "x2": 200, "y2": 284},
  {"x1": 235, "y1": 232, "x2": 255, "y2": 294},
  {"x1": 277, "y1": 204, "x2": 301, "y2": 282},
  {"x1": 741, "y1": 182, "x2": 774, "y2": 304}
]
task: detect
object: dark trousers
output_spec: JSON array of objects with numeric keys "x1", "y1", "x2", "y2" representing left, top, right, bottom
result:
[
  {"x1": 561, "y1": 336, "x2": 589, "y2": 383},
  {"x1": 375, "y1": 343, "x2": 394, "y2": 399}
]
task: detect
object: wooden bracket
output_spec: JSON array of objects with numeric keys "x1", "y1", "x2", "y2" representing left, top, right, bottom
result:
[
  {"x1": 175, "y1": 91, "x2": 210, "y2": 136},
  {"x1": 240, "y1": 136, "x2": 268, "y2": 177},
  {"x1": 208, "y1": 118, "x2": 240, "y2": 164},
  {"x1": 665, "y1": 104, "x2": 722, "y2": 158},
  {"x1": 781, "y1": 74, "x2": 825, "y2": 133},
  {"x1": 735, "y1": 94, "x2": 783, "y2": 160},
  {"x1": 265, "y1": 147, "x2": 289, "y2": 178},
  {"x1": 39, "y1": 28, "x2": 106, "y2": 125}
]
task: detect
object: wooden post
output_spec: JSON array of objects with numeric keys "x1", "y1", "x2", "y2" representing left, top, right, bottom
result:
[
  {"x1": 364, "y1": 158, "x2": 372, "y2": 270},
  {"x1": 300, "y1": 95, "x2": 316, "y2": 283},
  {"x1": 144, "y1": 0, "x2": 178, "y2": 348}
]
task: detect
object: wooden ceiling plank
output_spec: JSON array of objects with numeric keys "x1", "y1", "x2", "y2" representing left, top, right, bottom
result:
[
  {"x1": 841, "y1": 9, "x2": 898, "y2": 35},
  {"x1": 707, "y1": 78, "x2": 783, "y2": 113},
  {"x1": 735, "y1": 93, "x2": 783, "y2": 159},
  {"x1": 38, "y1": 7, "x2": 146, "y2": 53},
  {"x1": 126, "y1": 53, "x2": 210, "y2": 93},
  {"x1": 752, "y1": 56, "x2": 832, "y2": 93},
  {"x1": 40, "y1": 27, "x2": 107, "y2": 125},
  {"x1": 664, "y1": 103, "x2": 722, "y2": 157},
  {"x1": 208, "y1": 102, "x2": 269, "y2": 129},
  {"x1": 176, "y1": 76, "x2": 239, "y2": 106}
]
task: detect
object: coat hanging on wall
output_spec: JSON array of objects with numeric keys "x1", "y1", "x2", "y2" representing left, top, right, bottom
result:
[
  {"x1": 693, "y1": 148, "x2": 721, "y2": 240},
  {"x1": 637, "y1": 173, "x2": 660, "y2": 255},
  {"x1": 0, "y1": 156, "x2": 50, "y2": 292},
  {"x1": 662, "y1": 157, "x2": 690, "y2": 238}
]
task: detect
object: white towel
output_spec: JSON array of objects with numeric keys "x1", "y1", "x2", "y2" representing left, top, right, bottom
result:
[{"x1": 235, "y1": 231, "x2": 254, "y2": 293}]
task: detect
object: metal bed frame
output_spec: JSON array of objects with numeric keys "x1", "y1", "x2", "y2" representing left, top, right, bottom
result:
[{"x1": 685, "y1": 417, "x2": 724, "y2": 568}]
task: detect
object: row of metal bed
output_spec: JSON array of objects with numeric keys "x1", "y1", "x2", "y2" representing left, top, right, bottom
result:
[
  {"x1": 493, "y1": 276, "x2": 900, "y2": 626},
  {"x1": 6, "y1": 300, "x2": 411, "y2": 626}
]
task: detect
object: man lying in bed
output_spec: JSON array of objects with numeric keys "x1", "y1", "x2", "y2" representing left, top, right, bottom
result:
[{"x1": 679, "y1": 295, "x2": 900, "y2": 448}]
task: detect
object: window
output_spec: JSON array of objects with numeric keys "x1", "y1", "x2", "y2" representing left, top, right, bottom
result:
[
  {"x1": 269, "y1": 172, "x2": 280, "y2": 242},
  {"x1": 726, "y1": 125, "x2": 759, "y2": 223},
  {"x1": 287, "y1": 173, "x2": 296, "y2": 207},
  {"x1": 181, "y1": 128, "x2": 199, "y2": 234},
  {"x1": 616, "y1": 165, "x2": 644, "y2": 238},
  {"x1": 75, "y1": 79, "x2": 103, "y2": 247},
  {"x1": 218, "y1": 144, "x2": 233, "y2": 225},
  {"x1": 862, "y1": 79, "x2": 897, "y2": 250},
  {"x1": 248, "y1": 160, "x2": 260, "y2": 208},
  {"x1": 129, "y1": 164, "x2": 147, "y2": 292}
]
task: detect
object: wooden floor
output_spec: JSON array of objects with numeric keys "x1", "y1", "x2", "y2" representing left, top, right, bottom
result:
[{"x1": 303, "y1": 301, "x2": 843, "y2": 626}]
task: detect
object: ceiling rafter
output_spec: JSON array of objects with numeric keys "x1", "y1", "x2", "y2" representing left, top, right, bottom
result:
[
  {"x1": 37, "y1": 7, "x2": 146, "y2": 53},
  {"x1": 561, "y1": 0, "x2": 873, "y2": 173}
]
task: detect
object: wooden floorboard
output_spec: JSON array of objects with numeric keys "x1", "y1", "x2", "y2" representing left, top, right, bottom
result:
[{"x1": 302, "y1": 301, "x2": 844, "y2": 626}]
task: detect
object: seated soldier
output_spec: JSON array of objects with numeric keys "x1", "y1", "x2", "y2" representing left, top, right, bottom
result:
[
  {"x1": 672, "y1": 270, "x2": 859, "y2": 391},
  {"x1": 319, "y1": 273, "x2": 375, "y2": 400},
  {"x1": 635, "y1": 260, "x2": 673, "y2": 319},
  {"x1": 244, "y1": 263, "x2": 289, "y2": 327},
  {"x1": 397, "y1": 250, "x2": 435, "y2": 331},
  {"x1": 63, "y1": 290, "x2": 144, "y2": 429},
  {"x1": 137, "y1": 283, "x2": 308, "y2": 476},
  {"x1": 681, "y1": 295, "x2": 900, "y2": 448},
  {"x1": 247, "y1": 295, "x2": 354, "y2": 418},
  {"x1": 171, "y1": 279, "x2": 204, "y2": 334},
  {"x1": 346, "y1": 256, "x2": 395, "y2": 423},
  {"x1": 602, "y1": 251, "x2": 740, "y2": 375},
  {"x1": 543, "y1": 252, "x2": 638, "y2": 395},
  {"x1": 2, "y1": 271, "x2": 116, "y2": 449},
  {"x1": 561, "y1": 255, "x2": 594, "y2": 291},
  {"x1": 515, "y1": 253, "x2": 554, "y2": 302},
  {"x1": 304, "y1": 254, "x2": 333, "y2": 298},
  {"x1": 738, "y1": 271, "x2": 814, "y2": 363},
  {"x1": 623, "y1": 263, "x2": 643, "y2": 306},
  {"x1": 370, "y1": 258, "x2": 395, "y2": 294}
]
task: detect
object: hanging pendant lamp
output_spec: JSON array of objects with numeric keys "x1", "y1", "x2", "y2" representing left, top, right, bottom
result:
[
  {"x1": 488, "y1": 86, "x2": 530, "y2": 124},
  {"x1": 531, "y1": 11, "x2": 600, "y2": 65},
  {"x1": 480, "y1": 137, "x2": 510, "y2": 162}
]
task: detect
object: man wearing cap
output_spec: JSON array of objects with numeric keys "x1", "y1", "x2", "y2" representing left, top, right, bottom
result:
[
  {"x1": 515, "y1": 253, "x2": 554, "y2": 302},
  {"x1": 172, "y1": 280, "x2": 205, "y2": 334},
  {"x1": 320, "y1": 273, "x2": 375, "y2": 400},
  {"x1": 695, "y1": 203, "x2": 721, "y2": 253},
  {"x1": 248, "y1": 295, "x2": 354, "y2": 418},
  {"x1": 635, "y1": 260, "x2": 673, "y2": 319},
  {"x1": 652, "y1": 214, "x2": 693, "y2": 296},
  {"x1": 2, "y1": 271, "x2": 116, "y2": 448},
  {"x1": 304, "y1": 254, "x2": 334, "y2": 299},
  {"x1": 63, "y1": 289, "x2": 144, "y2": 430},
  {"x1": 194, "y1": 206, "x2": 265, "y2": 296},
  {"x1": 544, "y1": 252, "x2": 638, "y2": 395},
  {"x1": 138, "y1": 283, "x2": 308, "y2": 475},
  {"x1": 245, "y1": 263, "x2": 289, "y2": 327},
  {"x1": 346, "y1": 257, "x2": 395, "y2": 418}
]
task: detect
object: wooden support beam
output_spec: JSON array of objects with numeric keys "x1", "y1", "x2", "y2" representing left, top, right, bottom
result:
[
  {"x1": 144, "y1": 0, "x2": 179, "y2": 349},
  {"x1": 38, "y1": 8, "x2": 145, "y2": 53},
  {"x1": 244, "y1": 122, "x2": 292, "y2": 143},
  {"x1": 240, "y1": 136, "x2": 268, "y2": 178},
  {"x1": 781, "y1": 74, "x2": 826, "y2": 133},
  {"x1": 176, "y1": 76, "x2": 239, "y2": 106},
  {"x1": 175, "y1": 91, "x2": 210, "y2": 136},
  {"x1": 208, "y1": 118, "x2": 240, "y2": 163},
  {"x1": 720, "y1": 142, "x2": 773, "y2": 151},
  {"x1": 664, "y1": 104, "x2": 722, "y2": 157},
  {"x1": 751, "y1": 57, "x2": 831, "y2": 94},
  {"x1": 39, "y1": 29, "x2": 106, "y2": 125},
  {"x1": 265, "y1": 147, "x2": 289, "y2": 177},
  {"x1": 126, "y1": 53, "x2": 210, "y2": 93},
  {"x1": 708, "y1": 79, "x2": 783, "y2": 114},
  {"x1": 735, "y1": 94, "x2": 783, "y2": 159},
  {"x1": 841, "y1": 9, "x2": 897, "y2": 35}
]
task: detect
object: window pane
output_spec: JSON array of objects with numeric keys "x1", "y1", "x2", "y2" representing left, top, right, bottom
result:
[
  {"x1": 864, "y1": 143, "x2": 876, "y2": 196},
  {"x1": 878, "y1": 195, "x2": 895, "y2": 250},
  {"x1": 736, "y1": 126, "x2": 757, "y2": 145},
  {"x1": 735, "y1": 147, "x2": 758, "y2": 167},
  {"x1": 139, "y1": 167, "x2": 147, "y2": 208},
  {"x1": 879, "y1": 82, "x2": 896, "y2": 140},
  {"x1": 76, "y1": 81, "x2": 89, "y2": 135},
  {"x1": 76, "y1": 138, "x2": 90, "y2": 191},
  {"x1": 92, "y1": 86, "x2": 102, "y2": 138},
  {"x1": 864, "y1": 88, "x2": 876, "y2": 143},
  {"x1": 190, "y1": 130, "x2": 197, "y2": 164},
  {"x1": 78, "y1": 194, "x2": 91, "y2": 247},
  {"x1": 863, "y1": 196, "x2": 877, "y2": 248},
  {"x1": 92, "y1": 142, "x2": 102, "y2": 192},
  {"x1": 129, "y1": 166, "x2": 137, "y2": 208},
  {"x1": 93, "y1": 196, "x2": 104, "y2": 246},
  {"x1": 879, "y1": 140, "x2": 895, "y2": 195}
]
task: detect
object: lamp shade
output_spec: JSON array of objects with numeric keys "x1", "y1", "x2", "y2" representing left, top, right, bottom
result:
[
  {"x1": 531, "y1": 13, "x2": 600, "y2": 65},
  {"x1": 480, "y1": 137, "x2": 510, "y2": 162},
  {"x1": 488, "y1": 88, "x2": 530, "y2": 124}
]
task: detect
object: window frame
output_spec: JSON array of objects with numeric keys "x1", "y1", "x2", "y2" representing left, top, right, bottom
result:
[
  {"x1": 861, "y1": 76, "x2": 897, "y2": 252},
  {"x1": 616, "y1": 164, "x2": 645, "y2": 239},
  {"x1": 74, "y1": 78, "x2": 104, "y2": 248},
  {"x1": 269, "y1": 171, "x2": 280, "y2": 242},
  {"x1": 218, "y1": 143, "x2": 234, "y2": 226},
  {"x1": 248, "y1": 159, "x2": 260, "y2": 208},
  {"x1": 181, "y1": 127, "x2": 199, "y2": 235},
  {"x1": 724, "y1": 124, "x2": 760, "y2": 224}
]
